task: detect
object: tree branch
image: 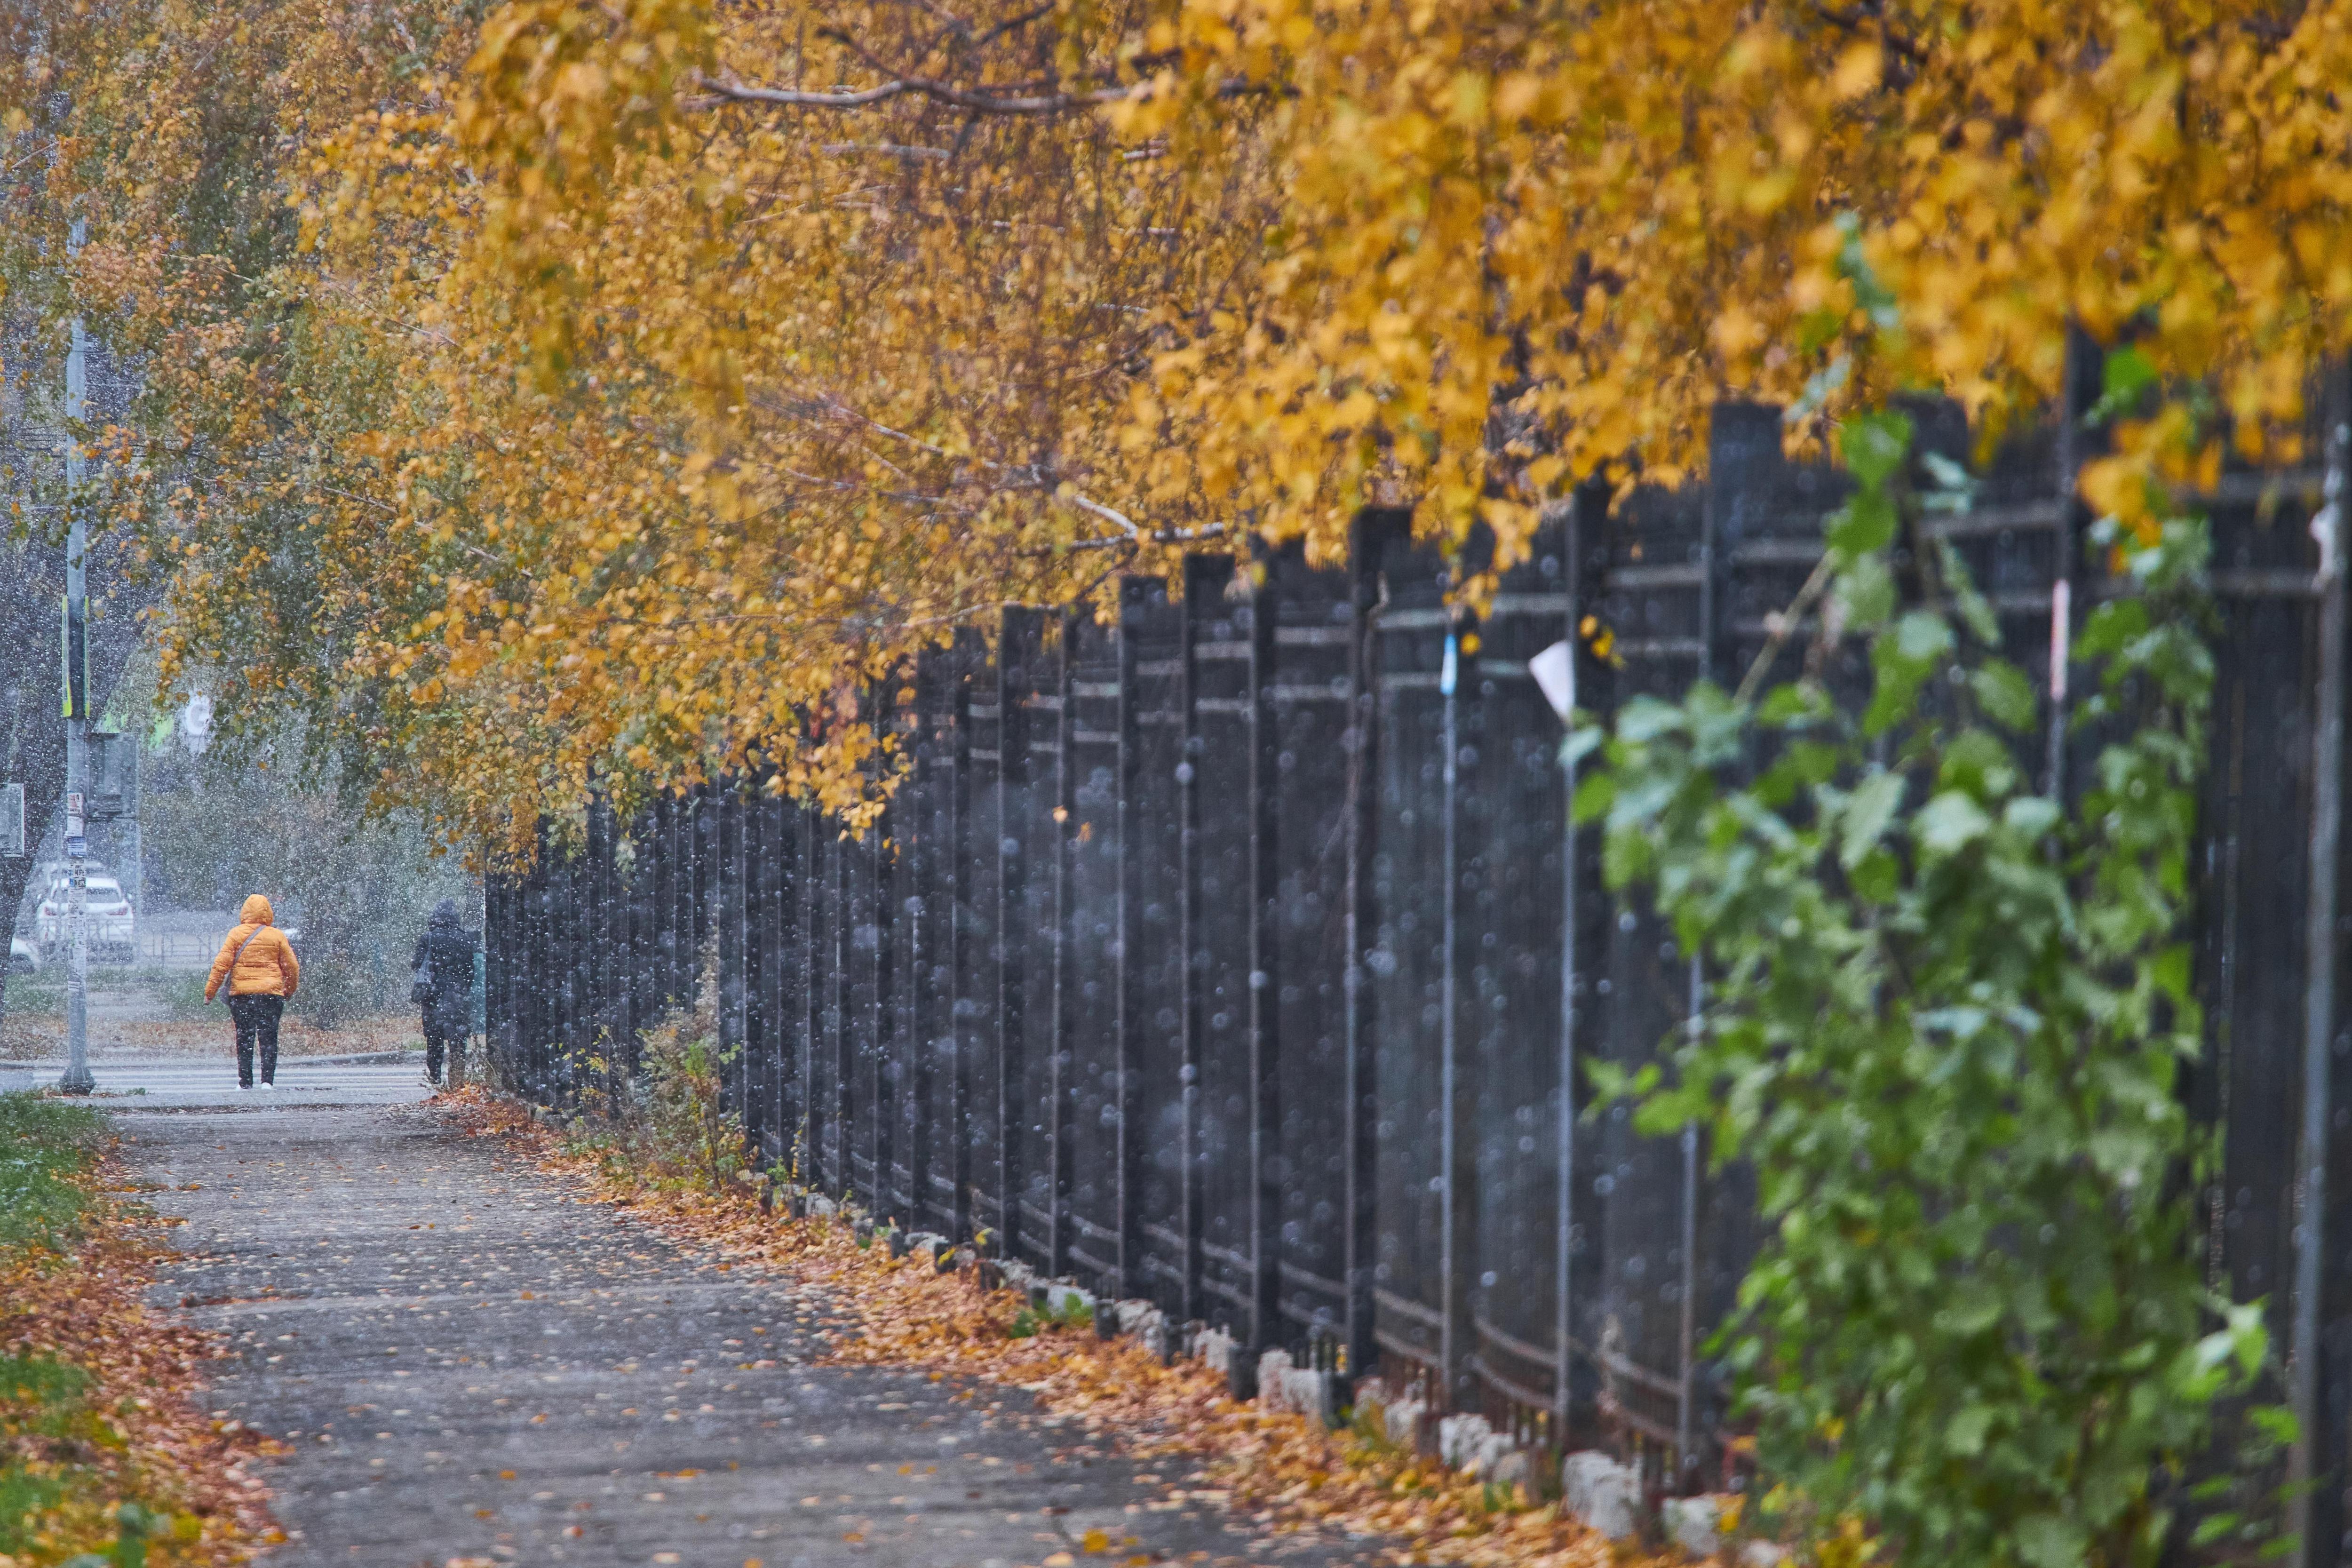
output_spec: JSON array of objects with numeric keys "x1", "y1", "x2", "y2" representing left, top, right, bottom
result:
[{"x1": 689, "y1": 69, "x2": 1133, "y2": 116}]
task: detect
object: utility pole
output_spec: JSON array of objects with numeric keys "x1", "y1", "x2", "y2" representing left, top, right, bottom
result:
[{"x1": 58, "y1": 216, "x2": 92, "y2": 1097}]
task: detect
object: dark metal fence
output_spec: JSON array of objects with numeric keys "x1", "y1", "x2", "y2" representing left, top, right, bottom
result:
[{"x1": 485, "y1": 386, "x2": 2352, "y2": 1547}]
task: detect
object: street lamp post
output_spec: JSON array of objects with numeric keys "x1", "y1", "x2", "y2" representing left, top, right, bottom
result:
[{"x1": 58, "y1": 217, "x2": 92, "y2": 1098}]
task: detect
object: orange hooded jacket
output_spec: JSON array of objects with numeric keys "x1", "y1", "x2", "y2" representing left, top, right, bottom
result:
[{"x1": 205, "y1": 895, "x2": 301, "y2": 1001}]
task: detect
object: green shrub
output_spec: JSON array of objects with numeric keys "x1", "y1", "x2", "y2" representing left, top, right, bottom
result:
[
  {"x1": 559, "y1": 960, "x2": 743, "y2": 1193},
  {"x1": 1578, "y1": 398, "x2": 2272, "y2": 1567},
  {"x1": 636, "y1": 979, "x2": 744, "y2": 1191}
]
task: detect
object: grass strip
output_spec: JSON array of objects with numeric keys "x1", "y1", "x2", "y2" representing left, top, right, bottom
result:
[
  {"x1": 0, "y1": 1091, "x2": 276, "y2": 1567},
  {"x1": 0, "y1": 1095, "x2": 105, "y2": 1255}
]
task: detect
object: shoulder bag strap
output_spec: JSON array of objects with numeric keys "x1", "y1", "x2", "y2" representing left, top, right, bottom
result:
[{"x1": 218, "y1": 926, "x2": 266, "y2": 1003}]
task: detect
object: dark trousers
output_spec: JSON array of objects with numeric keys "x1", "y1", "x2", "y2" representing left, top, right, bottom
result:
[
  {"x1": 229, "y1": 994, "x2": 284, "y2": 1087},
  {"x1": 423, "y1": 1025, "x2": 463, "y2": 1086}
]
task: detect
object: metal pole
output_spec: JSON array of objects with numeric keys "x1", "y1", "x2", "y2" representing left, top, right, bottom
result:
[
  {"x1": 59, "y1": 217, "x2": 93, "y2": 1098},
  {"x1": 1556, "y1": 499, "x2": 1582, "y2": 1446},
  {"x1": 1677, "y1": 967, "x2": 1701, "y2": 1477},
  {"x1": 1438, "y1": 627, "x2": 1465, "y2": 1404},
  {"x1": 2290, "y1": 405, "x2": 2349, "y2": 1564}
]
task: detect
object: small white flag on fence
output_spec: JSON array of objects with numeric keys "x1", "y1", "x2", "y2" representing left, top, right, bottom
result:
[{"x1": 1529, "y1": 639, "x2": 1576, "y2": 722}]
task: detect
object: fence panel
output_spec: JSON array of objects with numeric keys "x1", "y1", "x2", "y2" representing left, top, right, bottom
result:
[{"x1": 481, "y1": 395, "x2": 2352, "y2": 1538}]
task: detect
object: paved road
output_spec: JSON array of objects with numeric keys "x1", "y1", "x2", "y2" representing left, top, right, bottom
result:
[
  {"x1": 4, "y1": 1053, "x2": 432, "y2": 1107},
  {"x1": 120, "y1": 1102, "x2": 1346, "y2": 1568}
]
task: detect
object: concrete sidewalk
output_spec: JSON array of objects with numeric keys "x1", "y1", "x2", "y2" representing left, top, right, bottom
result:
[{"x1": 120, "y1": 1102, "x2": 1350, "y2": 1568}]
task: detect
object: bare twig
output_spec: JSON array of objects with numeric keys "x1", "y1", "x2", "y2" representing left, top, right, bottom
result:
[
  {"x1": 1732, "y1": 551, "x2": 1838, "y2": 707},
  {"x1": 1061, "y1": 491, "x2": 1138, "y2": 538},
  {"x1": 690, "y1": 69, "x2": 1134, "y2": 116},
  {"x1": 820, "y1": 141, "x2": 953, "y2": 159}
]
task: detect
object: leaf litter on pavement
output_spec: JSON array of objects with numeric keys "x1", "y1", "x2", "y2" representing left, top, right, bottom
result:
[
  {"x1": 437, "y1": 1087, "x2": 1674, "y2": 1568},
  {"x1": 0, "y1": 1098, "x2": 280, "y2": 1568}
]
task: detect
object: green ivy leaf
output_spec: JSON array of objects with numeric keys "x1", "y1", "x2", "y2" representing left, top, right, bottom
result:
[
  {"x1": 1947, "y1": 1403, "x2": 1994, "y2": 1456},
  {"x1": 1835, "y1": 551, "x2": 1897, "y2": 629},
  {"x1": 1570, "y1": 770, "x2": 1615, "y2": 826},
  {"x1": 2013, "y1": 1514, "x2": 2089, "y2": 1568},
  {"x1": 1839, "y1": 769, "x2": 1905, "y2": 869},
  {"x1": 1828, "y1": 487, "x2": 1897, "y2": 557},
  {"x1": 1839, "y1": 409, "x2": 1914, "y2": 487},
  {"x1": 1971, "y1": 659, "x2": 2038, "y2": 732},
  {"x1": 1848, "y1": 844, "x2": 1899, "y2": 903},
  {"x1": 2094, "y1": 345, "x2": 2159, "y2": 424},
  {"x1": 1618, "y1": 697, "x2": 1688, "y2": 744},
  {"x1": 2002, "y1": 796, "x2": 2061, "y2": 837}
]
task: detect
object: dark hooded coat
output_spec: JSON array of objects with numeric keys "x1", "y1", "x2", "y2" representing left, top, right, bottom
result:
[{"x1": 411, "y1": 899, "x2": 478, "y2": 1035}]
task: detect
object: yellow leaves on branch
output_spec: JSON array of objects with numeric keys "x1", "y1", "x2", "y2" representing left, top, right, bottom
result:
[
  {"x1": 1142, "y1": 0, "x2": 2352, "y2": 576},
  {"x1": 13, "y1": 0, "x2": 2352, "y2": 848}
]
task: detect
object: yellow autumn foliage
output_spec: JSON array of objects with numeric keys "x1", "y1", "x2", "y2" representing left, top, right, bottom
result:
[{"x1": 5, "y1": 0, "x2": 2351, "y2": 846}]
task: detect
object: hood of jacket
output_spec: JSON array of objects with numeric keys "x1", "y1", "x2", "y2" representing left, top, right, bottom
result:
[
  {"x1": 240, "y1": 894, "x2": 275, "y2": 927},
  {"x1": 428, "y1": 898, "x2": 461, "y2": 932}
]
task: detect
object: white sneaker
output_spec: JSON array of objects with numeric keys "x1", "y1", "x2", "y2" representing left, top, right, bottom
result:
[
  {"x1": 257, "y1": 1082, "x2": 275, "y2": 1092},
  {"x1": 235, "y1": 1084, "x2": 250, "y2": 1093}
]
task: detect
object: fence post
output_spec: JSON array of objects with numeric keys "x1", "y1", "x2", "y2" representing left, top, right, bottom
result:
[
  {"x1": 648, "y1": 793, "x2": 673, "y2": 1015},
  {"x1": 630, "y1": 805, "x2": 655, "y2": 1074},
  {"x1": 801, "y1": 804, "x2": 824, "y2": 1189},
  {"x1": 485, "y1": 876, "x2": 508, "y2": 1083},
  {"x1": 1179, "y1": 554, "x2": 1229, "y2": 1325},
  {"x1": 583, "y1": 799, "x2": 610, "y2": 1110},
  {"x1": 1438, "y1": 596, "x2": 1474, "y2": 1412},
  {"x1": 998, "y1": 608, "x2": 1038, "y2": 1262},
  {"x1": 1116, "y1": 580, "x2": 1148, "y2": 1301},
  {"x1": 766, "y1": 793, "x2": 796, "y2": 1170},
  {"x1": 743, "y1": 784, "x2": 768, "y2": 1160},
  {"x1": 1556, "y1": 491, "x2": 1595, "y2": 1446},
  {"x1": 876, "y1": 774, "x2": 900, "y2": 1218},
  {"x1": 1049, "y1": 610, "x2": 1079, "y2": 1280},
  {"x1": 695, "y1": 785, "x2": 718, "y2": 1000},
  {"x1": 510, "y1": 867, "x2": 527, "y2": 1094},
  {"x1": 833, "y1": 808, "x2": 854, "y2": 1200},
  {"x1": 950, "y1": 630, "x2": 979, "y2": 1245},
  {"x1": 1690, "y1": 401, "x2": 1780, "y2": 1474},
  {"x1": 526, "y1": 843, "x2": 548, "y2": 1099},
  {"x1": 911, "y1": 661, "x2": 943, "y2": 1231},
  {"x1": 2291, "y1": 376, "x2": 2352, "y2": 1567},
  {"x1": 719, "y1": 787, "x2": 745, "y2": 1122},
  {"x1": 2048, "y1": 324, "x2": 2105, "y2": 803},
  {"x1": 552, "y1": 831, "x2": 576, "y2": 1105},
  {"x1": 601, "y1": 819, "x2": 619, "y2": 1077},
  {"x1": 1247, "y1": 553, "x2": 1281, "y2": 1361},
  {"x1": 1346, "y1": 512, "x2": 1405, "y2": 1388}
]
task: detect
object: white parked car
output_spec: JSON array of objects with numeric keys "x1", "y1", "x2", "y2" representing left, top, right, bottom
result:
[
  {"x1": 8, "y1": 936, "x2": 36, "y2": 975},
  {"x1": 35, "y1": 872, "x2": 136, "y2": 964}
]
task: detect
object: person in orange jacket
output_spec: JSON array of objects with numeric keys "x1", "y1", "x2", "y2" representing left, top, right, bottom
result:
[{"x1": 206, "y1": 894, "x2": 302, "y2": 1091}]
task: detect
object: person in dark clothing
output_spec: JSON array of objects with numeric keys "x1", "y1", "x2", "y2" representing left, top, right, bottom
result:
[{"x1": 412, "y1": 899, "x2": 479, "y2": 1088}]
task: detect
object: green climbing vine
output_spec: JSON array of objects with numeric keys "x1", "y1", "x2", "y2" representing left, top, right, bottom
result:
[{"x1": 1574, "y1": 385, "x2": 2274, "y2": 1567}]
